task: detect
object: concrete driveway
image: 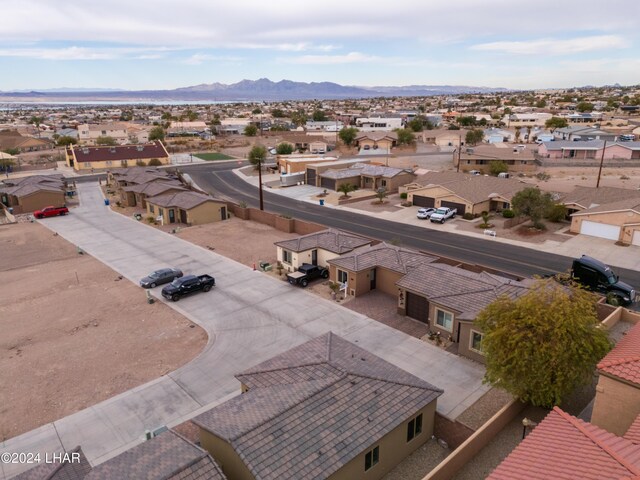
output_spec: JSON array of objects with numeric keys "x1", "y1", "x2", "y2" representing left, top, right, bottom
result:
[{"x1": 0, "y1": 182, "x2": 488, "y2": 478}]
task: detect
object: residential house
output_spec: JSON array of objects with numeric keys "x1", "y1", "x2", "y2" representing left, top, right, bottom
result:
[
  {"x1": 168, "y1": 121, "x2": 209, "y2": 136},
  {"x1": 305, "y1": 158, "x2": 371, "y2": 187},
  {"x1": 318, "y1": 163, "x2": 414, "y2": 193},
  {"x1": 120, "y1": 180, "x2": 187, "y2": 208},
  {"x1": 0, "y1": 175, "x2": 67, "y2": 214},
  {"x1": 561, "y1": 185, "x2": 640, "y2": 244},
  {"x1": 65, "y1": 141, "x2": 170, "y2": 171},
  {"x1": 305, "y1": 120, "x2": 343, "y2": 132},
  {"x1": 107, "y1": 167, "x2": 175, "y2": 189},
  {"x1": 538, "y1": 140, "x2": 640, "y2": 162},
  {"x1": 502, "y1": 112, "x2": 552, "y2": 127},
  {"x1": 458, "y1": 144, "x2": 536, "y2": 173},
  {"x1": 277, "y1": 154, "x2": 338, "y2": 175},
  {"x1": 553, "y1": 126, "x2": 617, "y2": 142},
  {"x1": 591, "y1": 320, "x2": 640, "y2": 436},
  {"x1": 145, "y1": 191, "x2": 228, "y2": 225},
  {"x1": 194, "y1": 332, "x2": 443, "y2": 480},
  {"x1": 355, "y1": 116, "x2": 403, "y2": 131},
  {"x1": 77, "y1": 123, "x2": 129, "y2": 145},
  {"x1": 433, "y1": 130, "x2": 468, "y2": 148},
  {"x1": 14, "y1": 430, "x2": 227, "y2": 480},
  {"x1": 487, "y1": 407, "x2": 640, "y2": 480},
  {"x1": 396, "y1": 263, "x2": 528, "y2": 363},
  {"x1": 355, "y1": 132, "x2": 397, "y2": 152},
  {"x1": 274, "y1": 228, "x2": 373, "y2": 272},
  {"x1": 0, "y1": 129, "x2": 52, "y2": 152},
  {"x1": 327, "y1": 242, "x2": 437, "y2": 297},
  {"x1": 406, "y1": 171, "x2": 525, "y2": 215},
  {"x1": 483, "y1": 128, "x2": 515, "y2": 144}
]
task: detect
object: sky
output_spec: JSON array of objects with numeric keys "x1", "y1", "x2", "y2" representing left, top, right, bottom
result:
[{"x1": 1, "y1": 0, "x2": 639, "y2": 91}]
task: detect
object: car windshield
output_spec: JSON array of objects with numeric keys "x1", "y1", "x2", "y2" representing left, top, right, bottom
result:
[
  {"x1": 435, "y1": 209, "x2": 447, "y2": 214},
  {"x1": 170, "y1": 278, "x2": 182, "y2": 287},
  {"x1": 607, "y1": 272, "x2": 618, "y2": 285},
  {"x1": 148, "y1": 272, "x2": 161, "y2": 279}
]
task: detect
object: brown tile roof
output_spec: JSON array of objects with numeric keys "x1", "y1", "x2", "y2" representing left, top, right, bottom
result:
[
  {"x1": 0, "y1": 175, "x2": 66, "y2": 198},
  {"x1": 0, "y1": 130, "x2": 52, "y2": 150},
  {"x1": 327, "y1": 242, "x2": 437, "y2": 273},
  {"x1": 562, "y1": 186, "x2": 640, "y2": 210},
  {"x1": 13, "y1": 446, "x2": 91, "y2": 480},
  {"x1": 85, "y1": 430, "x2": 225, "y2": 480},
  {"x1": 396, "y1": 263, "x2": 528, "y2": 320},
  {"x1": 274, "y1": 228, "x2": 372, "y2": 254},
  {"x1": 194, "y1": 332, "x2": 442, "y2": 480},
  {"x1": 571, "y1": 197, "x2": 640, "y2": 216},
  {"x1": 488, "y1": 407, "x2": 640, "y2": 480},
  {"x1": 598, "y1": 321, "x2": 640, "y2": 386},
  {"x1": 412, "y1": 171, "x2": 527, "y2": 204},
  {"x1": 320, "y1": 163, "x2": 413, "y2": 180},
  {"x1": 355, "y1": 132, "x2": 398, "y2": 141},
  {"x1": 70, "y1": 141, "x2": 168, "y2": 163},
  {"x1": 146, "y1": 191, "x2": 224, "y2": 210},
  {"x1": 626, "y1": 413, "x2": 640, "y2": 445},
  {"x1": 123, "y1": 180, "x2": 186, "y2": 196}
]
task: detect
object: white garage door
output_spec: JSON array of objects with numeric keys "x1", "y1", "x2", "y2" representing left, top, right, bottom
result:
[
  {"x1": 632, "y1": 230, "x2": 640, "y2": 246},
  {"x1": 580, "y1": 220, "x2": 621, "y2": 241}
]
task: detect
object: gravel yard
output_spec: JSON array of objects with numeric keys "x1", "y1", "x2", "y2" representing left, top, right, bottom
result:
[{"x1": 0, "y1": 223, "x2": 207, "y2": 441}]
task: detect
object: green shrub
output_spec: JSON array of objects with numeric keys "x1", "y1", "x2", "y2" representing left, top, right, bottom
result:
[
  {"x1": 546, "y1": 204, "x2": 567, "y2": 222},
  {"x1": 148, "y1": 158, "x2": 162, "y2": 166},
  {"x1": 502, "y1": 209, "x2": 515, "y2": 218},
  {"x1": 463, "y1": 212, "x2": 474, "y2": 220},
  {"x1": 400, "y1": 192, "x2": 408, "y2": 200}
]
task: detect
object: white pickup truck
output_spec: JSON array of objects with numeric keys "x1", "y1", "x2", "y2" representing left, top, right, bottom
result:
[{"x1": 430, "y1": 207, "x2": 457, "y2": 224}]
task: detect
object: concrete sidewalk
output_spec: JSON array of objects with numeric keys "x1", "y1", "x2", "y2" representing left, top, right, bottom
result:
[{"x1": 0, "y1": 182, "x2": 489, "y2": 479}]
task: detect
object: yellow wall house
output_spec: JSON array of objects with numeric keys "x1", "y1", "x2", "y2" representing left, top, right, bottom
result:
[
  {"x1": 274, "y1": 228, "x2": 373, "y2": 273},
  {"x1": 193, "y1": 332, "x2": 442, "y2": 480},
  {"x1": 0, "y1": 175, "x2": 66, "y2": 214},
  {"x1": 65, "y1": 140, "x2": 170, "y2": 171},
  {"x1": 145, "y1": 191, "x2": 228, "y2": 225}
]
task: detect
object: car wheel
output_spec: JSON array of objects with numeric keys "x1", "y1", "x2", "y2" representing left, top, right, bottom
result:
[
  {"x1": 301, "y1": 279, "x2": 309, "y2": 287},
  {"x1": 203, "y1": 284, "x2": 212, "y2": 292},
  {"x1": 322, "y1": 270, "x2": 329, "y2": 279},
  {"x1": 440, "y1": 219, "x2": 445, "y2": 224},
  {"x1": 150, "y1": 282, "x2": 156, "y2": 288},
  {"x1": 171, "y1": 294, "x2": 180, "y2": 302},
  {"x1": 288, "y1": 278, "x2": 295, "y2": 285}
]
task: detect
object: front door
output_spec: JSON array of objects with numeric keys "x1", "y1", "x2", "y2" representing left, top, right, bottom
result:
[
  {"x1": 168, "y1": 209, "x2": 175, "y2": 223},
  {"x1": 311, "y1": 249, "x2": 318, "y2": 266},
  {"x1": 370, "y1": 269, "x2": 376, "y2": 290},
  {"x1": 180, "y1": 209, "x2": 188, "y2": 224},
  {"x1": 221, "y1": 206, "x2": 227, "y2": 220}
]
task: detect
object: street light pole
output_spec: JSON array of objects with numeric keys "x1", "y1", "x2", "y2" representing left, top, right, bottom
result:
[{"x1": 596, "y1": 140, "x2": 607, "y2": 188}]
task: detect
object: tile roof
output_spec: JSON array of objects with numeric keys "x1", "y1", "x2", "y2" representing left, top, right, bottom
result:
[
  {"x1": 488, "y1": 407, "x2": 640, "y2": 480},
  {"x1": 355, "y1": 132, "x2": 398, "y2": 141},
  {"x1": 626, "y1": 413, "x2": 640, "y2": 445},
  {"x1": 571, "y1": 197, "x2": 640, "y2": 216},
  {"x1": 69, "y1": 141, "x2": 168, "y2": 163},
  {"x1": 327, "y1": 242, "x2": 437, "y2": 273},
  {"x1": 13, "y1": 446, "x2": 91, "y2": 480},
  {"x1": 85, "y1": 430, "x2": 225, "y2": 480},
  {"x1": 542, "y1": 140, "x2": 605, "y2": 150},
  {"x1": 146, "y1": 191, "x2": 224, "y2": 210},
  {"x1": 412, "y1": 171, "x2": 527, "y2": 204},
  {"x1": 194, "y1": 332, "x2": 442, "y2": 480},
  {"x1": 122, "y1": 180, "x2": 186, "y2": 196},
  {"x1": 0, "y1": 175, "x2": 66, "y2": 198},
  {"x1": 597, "y1": 320, "x2": 640, "y2": 386},
  {"x1": 274, "y1": 228, "x2": 372, "y2": 254},
  {"x1": 396, "y1": 263, "x2": 528, "y2": 320},
  {"x1": 562, "y1": 185, "x2": 640, "y2": 210},
  {"x1": 320, "y1": 163, "x2": 412, "y2": 180}
]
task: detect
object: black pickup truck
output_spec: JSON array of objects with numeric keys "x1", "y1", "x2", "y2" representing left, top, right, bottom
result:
[
  {"x1": 287, "y1": 263, "x2": 329, "y2": 287},
  {"x1": 161, "y1": 274, "x2": 215, "y2": 301}
]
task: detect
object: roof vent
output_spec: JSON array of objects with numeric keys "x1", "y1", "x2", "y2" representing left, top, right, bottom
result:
[
  {"x1": 82, "y1": 148, "x2": 89, "y2": 154},
  {"x1": 137, "y1": 146, "x2": 144, "y2": 151},
  {"x1": 110, "y1": 148, "x2": 116, "y2": 153}
]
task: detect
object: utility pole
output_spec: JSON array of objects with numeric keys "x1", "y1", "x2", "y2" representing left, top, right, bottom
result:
[
  {"x1": 258, "y1": 158, "x2": 264, "y2": 210},
  {"x1": 596, "y1": 140, "x2": 607, "y2": 188},
  {"x1": 456, "y1": 135, "x2": 462, "y2": 172}
]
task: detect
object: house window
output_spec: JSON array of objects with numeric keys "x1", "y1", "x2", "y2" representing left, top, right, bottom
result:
[
  {"x1": 381, "y1": 180, "x2": 387, "y2": 187},
  {"x1": 470, "y1": 330, "x2": 484, "y2": 354},
  {"x1": 149, "y1": 205, "x2": 155, "y2": 214},
  {"x1": 364, "y1": 446, "x2": 379, "y2": 471},
  {"x1": 105, "y1": 160, "x2": 112, "y2": 166},
  {"x1": 84, "y1": 162, "x2": 91, "y2": 167},
  {"x1": 435, "y1": 309, "x2": 453, "y2": 332},
  {"x1": 407, "y1": 414, "x2": 423, "y2": 442},
  {"x1": 337, "y1": 270, "x2": 348, "y2": 284},
  {"x1": 282, "y1": 249, "x2": 292, "y2": 264}
]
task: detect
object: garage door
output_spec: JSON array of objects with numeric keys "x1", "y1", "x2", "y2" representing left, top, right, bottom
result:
[
  {"x1": 406, "y1": 292, "x2": 429, "y2": 324},
  {"x1": 441, "y1": 201, "x2": 466, "y2": 215},
  {"x1": 632, "y1": 230, "x2": 640, "y2": 246},
  {"x1": 306, "y1": 168, "x2": 317, "y2": 186},
  {"x1": 413, "y1": 195, "x2": 435, "y2": 208},
  {"x1": 580, "y1": 220, "x2": 621, "y2": 241},
  {"x1": 320, "y1": 177, "x2": 336, "y2": 190}
]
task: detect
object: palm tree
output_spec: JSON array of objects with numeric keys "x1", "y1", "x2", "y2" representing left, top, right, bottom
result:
[{"x1": 337, "y1": 183, "x2": 356, "y2": 198}]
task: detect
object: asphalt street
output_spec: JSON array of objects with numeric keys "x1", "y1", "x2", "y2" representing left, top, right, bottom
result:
[{"x1": 181, "y1": 162, "x2": 640, "y2": 288}]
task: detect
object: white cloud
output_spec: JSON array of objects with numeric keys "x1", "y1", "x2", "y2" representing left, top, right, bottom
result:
[
  {"x1": 281, "y1": 52, "x2": 379, "y2": 65},
  {"x1": 183, "y1": 53, "x2": 242, "y2": 65},
  {"x1": 471, "y1": 35, "x2": 627, "y2": 55},
  {"x1": 0, "y1": 46, "x2": 158, "y2": 60}
]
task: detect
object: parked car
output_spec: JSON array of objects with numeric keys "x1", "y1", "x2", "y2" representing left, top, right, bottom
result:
[
  {"x1": 430, "y1": 207, "x2": 457, "y2": 224},
  {"x1": 469, "y1": 170, "x2": 481, "y2": 176},
  {"x1": 161, "y1": 274, "x2": 215, "y2": 301},
  {"x1": 571, "y1": 255, "x2": 636, "y2": 305},
  {"x1": 287, "y1": 263, "x2": 329, "y2": 287},
  {"x1": 140, "y1": 268, "x2": 183, "y2": 288},
  {"x1": 416, "y1": 207, "x2": 436, "y2": 220},
  {"x1": 34, "y1": 206, "x2": 69, "y2": 219}
]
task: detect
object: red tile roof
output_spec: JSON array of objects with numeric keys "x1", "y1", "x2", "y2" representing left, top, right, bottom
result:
[
  {"x1": 69, "y1": 141, "x2": 168, "y2": 163},
  {"x1": 488, "y1": 407, "x2": 640, "y2": 480},
  {"x1": 598, "y1": 321, "x2": 640, "y2": 386},
  {"x1": 626, "y1": 413, "x2": 640, "y2": 445}
]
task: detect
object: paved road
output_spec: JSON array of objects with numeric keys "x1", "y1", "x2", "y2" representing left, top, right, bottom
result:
[
  {"x1": 183, "y1": 162, "x2": 640, "y2": 289},
  {"x1": 0, "y1": 182, "x2": 488, "y2": 479}
]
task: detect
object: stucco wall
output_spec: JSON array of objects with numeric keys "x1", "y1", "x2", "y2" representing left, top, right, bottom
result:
[
  {"x1": 9, "y1": 191, "x2": 65, "y2": 214},
  {"x1": 591, "y1": 374, "x2": 640, "y2": 436},
  {"x1": 570, "y1": 210, "x2": 640, "y2": 241},
  {"x1": 199, "y1": 431, "x2": 255, "y2": 480},
  {"x1": 457, "y1": 322, "x2": 486, "y2": 364},
  {"x1": 187, "y1": 201, "x2": 225, "y2": 225}
]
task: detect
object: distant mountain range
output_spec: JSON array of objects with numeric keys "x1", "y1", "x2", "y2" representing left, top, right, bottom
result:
[{"x1": 0, "y1": 78, "x2": 508, "y2": 103}]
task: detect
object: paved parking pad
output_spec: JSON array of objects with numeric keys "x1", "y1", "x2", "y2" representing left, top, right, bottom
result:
[{"x1": 0, "y1": 182, "x2": 489, "y2": 478}]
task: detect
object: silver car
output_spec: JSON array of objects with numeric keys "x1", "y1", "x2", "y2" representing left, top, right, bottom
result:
[
  {"x1": 140, "y1": 268, "x2": 184, "y2": 288},
  {"x1": 416, "y1": 208, "x2": 436, "y2": 220}
]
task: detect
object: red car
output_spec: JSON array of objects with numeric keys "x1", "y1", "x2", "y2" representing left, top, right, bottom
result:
[{"x1": 34, "y1": 206, "x2": 69, "y2": 219}]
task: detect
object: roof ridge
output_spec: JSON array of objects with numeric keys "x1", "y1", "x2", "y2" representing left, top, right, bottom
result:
[
  {"x1": 554, "y1": 407, "x2": 640, "y2": 476},
  {"x1": 346, "y1": 371, "x2": 443, "y2": 393},
  {"x1": 229, "y1": 373, "x2": 347, "y2": 443},
  {"x1": 238, "y1": 361, "x2": 330, "y2": 378},
  {"x1": 429, "y1": 286, "x2": 497, "y2": 300}
]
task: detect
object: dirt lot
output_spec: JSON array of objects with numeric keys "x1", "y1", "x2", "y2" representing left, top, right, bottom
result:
[
  {"x1": 0, "y1": 223, "x2": 207, "y2": 441},
  {"x1": 529, "y1": 166, "x2": 640, "y2": 193}
]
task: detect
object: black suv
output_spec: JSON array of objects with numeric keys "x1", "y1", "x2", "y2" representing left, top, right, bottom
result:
[
  {"x1": 287, "y1": 263, "x2": 329, "y2": 287},
  {"x1": 571, "y1": 255, "x2": 636, "y2": 305}
]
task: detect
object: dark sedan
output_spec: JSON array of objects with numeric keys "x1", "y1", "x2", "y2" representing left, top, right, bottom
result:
[{"x1": 140, "y1": 268, "x2": 183, "y2": 288}]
